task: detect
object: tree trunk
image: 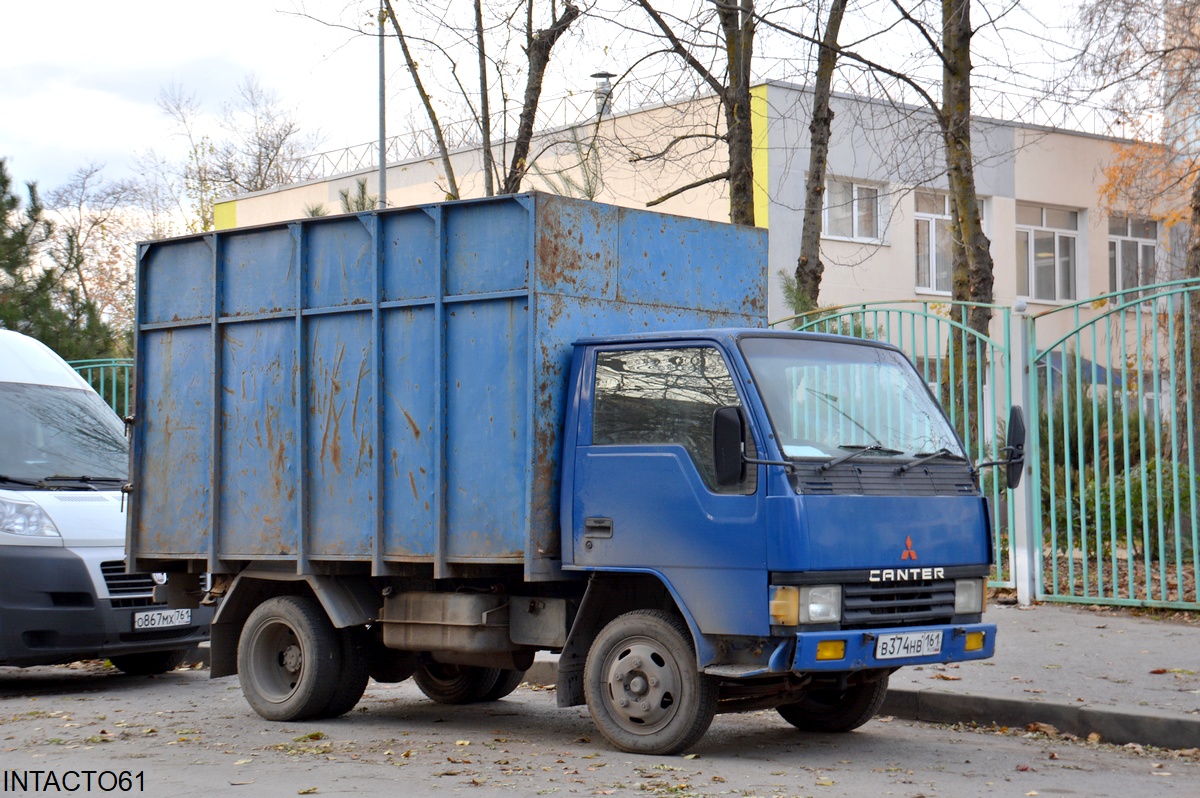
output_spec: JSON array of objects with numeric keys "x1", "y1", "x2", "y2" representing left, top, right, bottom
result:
[
  {"x1": 716, "y1": 0, "x2": 756, "y2": 227},
  {"x1": 941, "y1": 0, "x2": 994, "y2": 452},
  {"x1": 502, "y1": 4, "x2": 581, "y2": 194},
  {"x1": 1177, "y1": 174, "x2": 1200, "y2": 462},
  {"x1": 476, "y1": 0, "x2": 495, "y2": 196},
  {"x1": 794, "y1": 0, "x2": 847, "y2": 311},
  {"x1": 383, "y1": 0, "x2": 460, "y2": 200}
]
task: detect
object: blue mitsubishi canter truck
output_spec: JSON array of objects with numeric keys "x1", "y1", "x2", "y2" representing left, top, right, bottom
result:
[{"x1": 127, "y1": 193, "x2": 1021, "y2": 754}]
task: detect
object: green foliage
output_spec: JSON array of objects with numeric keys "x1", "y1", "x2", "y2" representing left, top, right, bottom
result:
[
  {"x1": 304, "y1": 203, "x2": 330, "y2": 217},
  {"x1": 1095, "y1": 458, "x2": 1197, "y2": 561},
  {"x1": 339, "y1": 179, "x2": 376, "y2": 213},
  {"x1": 0, "y1": 158, "x2": 117, "y2": 360}
]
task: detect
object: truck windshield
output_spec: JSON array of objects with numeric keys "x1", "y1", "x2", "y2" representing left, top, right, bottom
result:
[
  {"x1": 738, "y1": 337, "x2": 964, "y2": 460},
  {"x1": 0, "y1": 382, "x2": 128, "y2": 485}
]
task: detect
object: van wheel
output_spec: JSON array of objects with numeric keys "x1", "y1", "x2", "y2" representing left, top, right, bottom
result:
[
  {"x1": 110, "y1": 648, "x2": 189, "y2": 676},
  {"x1": 315, "y1": 626, "x2": 371, "y2": 718},
  {"x1": 238, "y1": 595, "x2": 341, "y2": 721},
  {"x1": 584, "y1": 610, "x2": 717, "y2": 755},
  {"x1": 413, "y1": 664, "x2": 501, "y2": 704},
  {"x1": 777, "y1": 673, "x2": 889, "y2": 733},
  {"x1": 479, "y1": 669, "x2": 526, "y2": 701}
]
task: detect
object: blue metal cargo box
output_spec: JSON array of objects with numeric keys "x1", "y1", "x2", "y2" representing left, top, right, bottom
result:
[{"x1": 128, "y1": 193, "x2": 766, "y2": 580}]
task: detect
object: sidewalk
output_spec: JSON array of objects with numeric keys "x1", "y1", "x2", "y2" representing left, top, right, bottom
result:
[{"x1": 524, "y1": 603, "x2": 1200, "y2": 750}]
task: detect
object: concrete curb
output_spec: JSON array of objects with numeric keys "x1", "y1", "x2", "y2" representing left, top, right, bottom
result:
[
  {"x1": 524, "y1": 659, "x2": 1200, "y2": 750},
  {"x1": 882, "y1": 687, "x2": 1200, "y2": 750}
]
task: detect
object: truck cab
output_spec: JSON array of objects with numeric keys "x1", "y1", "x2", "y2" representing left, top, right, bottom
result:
[{"x1": 555, "y1": 329, "x2": 999, "y2": 751}]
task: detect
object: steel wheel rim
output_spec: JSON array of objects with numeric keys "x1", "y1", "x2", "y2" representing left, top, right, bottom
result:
[
  {"x1": 248, "y1": 619, "x2": 305, "y2": 704},
  {"x1": 600, "y1": 635, "x2": 683, "y2": 734}
]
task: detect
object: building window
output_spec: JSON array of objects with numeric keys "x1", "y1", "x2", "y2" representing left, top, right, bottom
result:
[
  {"x1": 1015, "y1": 203, "x2": 1079, "y2": 302},
  {"x1": 914, "y1": 190, "x2": 952, "y2": 293},
  {"x1": 825, "y1": 179, "x2": 880, "y2": 241},
  {"x1": 1108, "y1": 215, "x2": 1157, "y2": 294}
]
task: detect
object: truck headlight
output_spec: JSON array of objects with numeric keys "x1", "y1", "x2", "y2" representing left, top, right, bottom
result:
[
  {"x1": 799, "y1": 585, "x2": 841, "y2": 623},
  {"x1": 954, "y1": 578, "x2": 985, "y2": 614},
  {"x1": 0, "y1": 496, "x2": 62, "y2": 537}
]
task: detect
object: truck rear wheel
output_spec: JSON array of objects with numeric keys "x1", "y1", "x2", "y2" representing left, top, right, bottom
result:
[
  {"x1": 777, "y1": 673, "x2": 889, "y2": 733},
  {"x1": 109, "y1": 648, "x2": 190, "y2": 676},
  {"x1": 413, "y1": 663, "x2": 501, "y2": 704},
  {"x1": 237, "y1": 595, "x2": 342, "y2": 721},
  {"x1": 584, "y1": 610, "x2": 717, "y2": 755},
  {"x1": 479, "y1": 669, "x2": 526, "y2": 701},
  {"x1": 315, "y1": 626, "x2": 371, "y2": 718}
]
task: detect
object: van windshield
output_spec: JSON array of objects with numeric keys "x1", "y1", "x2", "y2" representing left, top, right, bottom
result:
[
  {"x1": 738, "y1": 336, "x2": 963, "y2": 460},
  {"x1": 0, "y1": 383, "x2": 128, "y2": 484}
]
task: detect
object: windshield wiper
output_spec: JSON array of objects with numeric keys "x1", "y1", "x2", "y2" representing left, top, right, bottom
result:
[
  {"x1": 819, "y1": 443, "x2": 904, "y2": 472},
  {"x1": 41, "y1": 475, "x2": 126, "y2": 488},
  {"x1": 895, "y1": 448, "x2": 967, "y2": 476},
  {"x1": 804, "y1": 388, "x2": 883, "y2": 446},
  {"x1": 0, "y1": 474, "x2": 43, "y2": 488}
]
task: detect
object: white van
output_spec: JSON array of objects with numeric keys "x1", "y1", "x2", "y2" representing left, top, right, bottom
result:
[{"x1": 0, "y1": 330, "x2": 211, "y2": 674}]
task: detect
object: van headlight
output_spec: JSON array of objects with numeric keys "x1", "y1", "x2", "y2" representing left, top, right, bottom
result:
[
  {"x1": 0, "y1": 496, "x2": 62, "y2": 537},
  {"x1": 800, "y1": 585, "x2": 842, "y2": 623},
  {"x1": 954, "y1": 578, "x2": 985, "y2": 614}
]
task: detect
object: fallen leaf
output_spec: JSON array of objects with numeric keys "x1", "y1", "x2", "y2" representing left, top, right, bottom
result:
[
  {"x1": 683, "y1": 753, "x2": 699, "y2": 760},
  {"x1": 1087, "y1": 733, "x2": 1102, "y2": 743},
  {"x1": 1026, "y1": 723, "x2": 1059, "y2": 735},
  {"x1": 455, "y1": 740, "x2": 471, "y2": 746},
  {"x1": 932, "y1": 673, "x2": 962, "y2": 681},
  {"x1": 815, "y1": 779, "x2": 835, "y2": 786},
  {"x1": 1016, "y1": 764, "x2": 1031, "y2": 772},
  {"x1": 234, "y1": 759, "x2": 252, "y2": 765},
  {"x1": 298, "y1": 789, "x2": 318, "y2": 795}
]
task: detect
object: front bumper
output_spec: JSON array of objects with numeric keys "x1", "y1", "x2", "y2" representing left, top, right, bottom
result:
[
  {"x1": 785, "y1": 622, "x2": 997, "y2": 671},
  {"x1": 0, "y1": 545, "x2": 212, "y2": 668}
]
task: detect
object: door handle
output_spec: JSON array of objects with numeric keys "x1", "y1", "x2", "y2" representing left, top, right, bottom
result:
[{"x1": 584, "y1": 517, "x2": 613, "y2": 538}]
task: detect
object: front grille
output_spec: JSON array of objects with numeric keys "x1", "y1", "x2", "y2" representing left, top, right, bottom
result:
[
  {"x1": 842, "y1": 579, "x2": 955, "y2": 628},
  {"x1": 100, "y1": 561, "x2": 155, "y2": 597},
  {"x1": 111, "y1": 596, "x2": 157, "y2": 609}
]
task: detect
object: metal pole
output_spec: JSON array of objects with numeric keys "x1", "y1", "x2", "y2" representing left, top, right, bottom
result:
[
  {"x1": 1013, "y1": 302, "x2": 1038, "y2": 605},
  {"x1": 378, "y1": 1, "x2": 387, "y2": 210}
]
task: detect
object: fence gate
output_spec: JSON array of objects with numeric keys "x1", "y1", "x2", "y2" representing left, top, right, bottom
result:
[
  {"x1": 1027, "y1": 280, "x2": 1200, "y2": 609},
  {"x1": 776, "y1": 301, "x2": 1018, "y2": 589},
  {"x1": 70, "y1": 358, "x2": 134, "y2": 418}
]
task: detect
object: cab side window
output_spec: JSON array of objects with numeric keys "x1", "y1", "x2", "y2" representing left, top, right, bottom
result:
[{"x1": 592, "y1": 347, "x2": 754, "y2": 494}]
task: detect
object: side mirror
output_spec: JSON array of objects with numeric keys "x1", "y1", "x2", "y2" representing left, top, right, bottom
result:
[
  {"x1": 1005, "y1": 405, "x2": 1026, "y2": 489},
  {"x1": 713, "y1": 405, "x2": 747, "y2": 487}
]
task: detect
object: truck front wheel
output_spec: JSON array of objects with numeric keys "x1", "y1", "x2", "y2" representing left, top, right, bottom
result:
[
  {"x1": 584, "y1": 610, "x2": 717, "y2": 755},
  {"x1": 777, "y1": 673, "x2": 889, "y2": 733},
  {"x1": 237, "y1": 595, "x2": 342, "y2": 721}
]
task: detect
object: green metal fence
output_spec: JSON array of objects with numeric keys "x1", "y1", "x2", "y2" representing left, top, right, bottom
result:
[
  {"x1": 69, "y1": 358, "x2": 134, "y2": 419},
  {"x1": 1027, "y1": 279, "x2": 1200, "y2": 609},
  {"x1": 773, "y1": 300, "x2": 1018, "y2": 589}
]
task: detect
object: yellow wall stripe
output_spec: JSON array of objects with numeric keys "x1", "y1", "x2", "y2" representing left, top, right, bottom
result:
[
  {"x1": 751, "y1": 84, "x2": 769, "y2": 229},
  {"x1": 213, "y1": 201, "x2": 237, "y2": 231}
]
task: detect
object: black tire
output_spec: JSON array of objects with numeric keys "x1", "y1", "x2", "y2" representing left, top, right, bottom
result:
[
  {"x1": 584, "y1": 609, "x2": 717, "y2": 755},
  {"x1": 777, "y1": 673, "x2": 890, "y2": 733},
  {"x1": 413, "y1": 663, "x2": 501, "y2": 704},
  {"x1": 479, "y1": 668, "x2": 526, "y2": 701},
  {"x1": 315, "y1": 625, "x2": 371, "y2": 719},
  {"x1": 109, "y1": 648, "x2": 190, "y2": 676},
  {"x1": 237, "y1": 595, "x2": 342, "y2": 722}
]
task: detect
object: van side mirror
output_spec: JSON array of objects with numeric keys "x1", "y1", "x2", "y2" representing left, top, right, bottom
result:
[
  {"x1": 1005, "y1": 405, "x2": 1026, "y2": 489},
  {"x1": 713, "y1": 406, "x2": 747, "y2": 487}
]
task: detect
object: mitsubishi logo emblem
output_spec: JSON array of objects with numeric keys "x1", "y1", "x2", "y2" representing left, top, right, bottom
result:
[{"x1": 901, "y1": 536, "x2": 918, "y2": 561}]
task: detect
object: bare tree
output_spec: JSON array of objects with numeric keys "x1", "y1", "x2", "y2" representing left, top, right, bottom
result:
[
  {"x1": 793, "y1": 0, "x2": 849, "y2": 311},
  {"x1": 1073, "y1": 0, "x2": 1200, "y2": 458},
  {"x1": 45, "y1": 165, "x2": 139, "y2": 336},
  {"x1": 628, "y1": 0, "x2": 757, "y2": 225}
]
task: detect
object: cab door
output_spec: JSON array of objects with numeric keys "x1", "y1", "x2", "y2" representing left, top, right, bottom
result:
[{"x1": 570, "y1": 344, "x2": 767, "y2": 636}]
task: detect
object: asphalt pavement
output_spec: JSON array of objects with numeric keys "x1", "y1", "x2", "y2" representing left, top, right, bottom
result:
[{"x1": 522, "y1": 603, "x2": 1200, "y2": 751}]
